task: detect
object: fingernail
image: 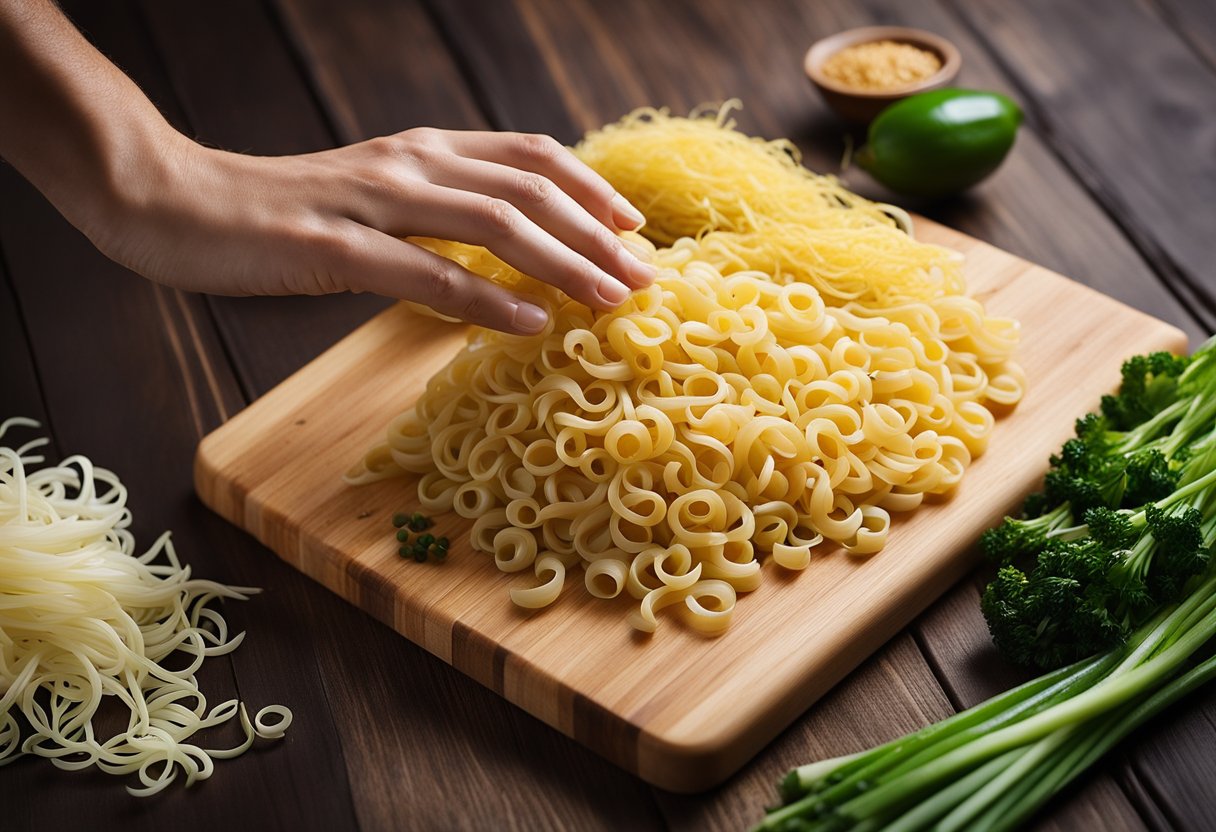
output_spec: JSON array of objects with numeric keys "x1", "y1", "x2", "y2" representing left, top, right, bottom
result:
[
  {"x1": 620, "y1": 236, "x2": 653, "y2": 263},
  {"x1": 597, "y1": 274, "x2": 631, "y2": 305},
  {"x1": 512, "y1": 301, "x2": 548, "y2": 333},
  {"x1": 629, "y1": 258, "x2": 657, "y2": 288},
  {"x1": 611, "y1": 193, "x2": 646, "y2": 231}
]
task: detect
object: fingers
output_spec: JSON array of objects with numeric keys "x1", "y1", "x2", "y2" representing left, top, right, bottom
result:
[
  {"x1": 439, "y1": 131, "x2": 647, "y2": 234},
  {"x1": 335, "y1": 223, "x2": 550, "y2": 335},
  {"x1": 432, "y1": 156, "x2": 655, "y2": 290},
  {"x1": 370, "y1": 182, "x2": 636, "y2": 311}
]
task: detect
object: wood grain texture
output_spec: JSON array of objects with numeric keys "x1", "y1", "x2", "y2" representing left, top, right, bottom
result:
[
  {"x1": 0, "y1": 165, "x2": 359, "y2": 830},
  {"x1": 258, "y1": 0, "x2": 970, "y2": 823},
  {"x1": 951, "y1": 0, "x2": 1216, "y2": 332},
  {"x1": 911, "y1": 580, "x2": 1152, "y2": 832},
  {"x1": 195, "y1": 221, "x2": 1186, "y2": 792},
  {"x1": 270, "y1": 0, "x2": 486, "y2": 143},
  {"x1": 423, "y1": 0, "x2": 1209, "y2": 343},
  {"x1": 134, "y1": 0, "x2": 392, "y2": 399},
  {"x1": 0, "y1": 245, "x2": 51, "y2": 439},
  {"x1": 653, "y1": 632, "x2": 954, "y2": 831},
  {"x1": 1151, "y1": 0, "x2": 1216, "y2": 72},
  {"x1": 5, "y1": 0, "x2": 1212, "y2": 828}
]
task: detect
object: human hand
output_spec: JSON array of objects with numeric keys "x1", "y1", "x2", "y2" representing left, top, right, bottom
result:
[{"x1": 93, "y1": 128, "x2": 656, "y2": 334}]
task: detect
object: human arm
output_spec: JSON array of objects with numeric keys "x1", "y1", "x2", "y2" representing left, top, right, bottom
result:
[{"x1": 0, "y1": 0, "x2": 655, "y2": 333}]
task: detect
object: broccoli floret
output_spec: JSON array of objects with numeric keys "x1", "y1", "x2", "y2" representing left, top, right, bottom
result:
[
  {"x1": 1081, "y1": 507, "x2": 1136, "y2": 549},
  {"x1": 1044, "y1": 468, "x2": 1113, "y2": 516},
  {"x1": 1021, "y1": 490, "x2": 1049, "y2": 519},
  {"x1": 982, "y1": 342, "x2": 1216, "y2": 671},
  {"x1": 982, "y1": 541, "x2": 1124, "y2": 670},
  {"x1": 985, "y1": 501, "x2": 1211, "y2": 669},
  {"x1": 1122, "y1": 450, "x2": 1178, "y2": 507},
  {"x1": 1143, "y1": 504, "x2": 1206, "y2": 599},
  {"x1": 981, "y1": 503, "x2": 1074, "y2": 565},
  {"x1": 981, "y1": 519, "x2": 1047, "y2": 565},
  {"x1": 1101, "y1": 351, "x2": 1191, "y2": 431}
]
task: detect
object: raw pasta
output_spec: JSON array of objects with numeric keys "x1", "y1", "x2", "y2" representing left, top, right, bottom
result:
[{"x1": 348, "y1": 106, "x2": 1024, "y2": 633}]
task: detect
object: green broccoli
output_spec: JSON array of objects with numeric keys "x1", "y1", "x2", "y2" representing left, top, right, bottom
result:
[{"x1": 981, "y1": 337, "x2": 1216, "y2": 669}]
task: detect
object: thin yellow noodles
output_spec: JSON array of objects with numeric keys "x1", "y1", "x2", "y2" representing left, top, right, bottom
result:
[
  {"x1": 0, "y1": 418, "x2": 290, "y2": 795},
  {"x1": 350, "y1": 106, "x2": 1024, "y2": 634},
  {"x1": 572, "y1": 102, "x2": 960, "y2": 306}
]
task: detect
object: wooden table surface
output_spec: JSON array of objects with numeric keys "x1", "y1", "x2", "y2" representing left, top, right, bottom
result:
[{"x1": 3, "y1": 1, "x2": 1214, "y2": 829}]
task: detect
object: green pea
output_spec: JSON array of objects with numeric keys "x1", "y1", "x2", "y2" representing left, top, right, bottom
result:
[{"x1": 856, "y1": 89, "x2": 1023, "y2": 198}]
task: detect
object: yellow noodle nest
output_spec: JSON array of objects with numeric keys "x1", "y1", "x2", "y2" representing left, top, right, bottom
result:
[{"x1": 349, "y1": 105, "x2": 1024, "y2": 634}]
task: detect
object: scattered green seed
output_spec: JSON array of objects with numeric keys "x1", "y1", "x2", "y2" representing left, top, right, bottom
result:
[
  {"x1": 398, "y1": 546, "x2": 410, "y2": 558},
  {"x1": 392, "y1": 513, "x2": 408, "y2": 528},
  {"x1": 418, "y1": 533, "x2": 435, "y2": 547},
  {"x1": 396, "y1": 529, "x2": 410, "y2": 543},
  {"x1": 413, "y1": 549, "x2": 428, "y2": 563}
]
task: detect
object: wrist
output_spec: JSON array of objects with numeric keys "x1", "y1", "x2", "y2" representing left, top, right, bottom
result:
[{"x1": 79, "y1": 112, "x2": 197, "y2": 257}]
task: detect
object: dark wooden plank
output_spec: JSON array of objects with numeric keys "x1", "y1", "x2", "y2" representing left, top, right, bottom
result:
[
  {"x1": 135, "y1": 1, "x2": 668, "y2": 828},
  {"x1": 0, "y1": 240, "x2": 52, "y2": 435},
  {"x1": 1148, "y1": 0, "x2": 1216, "y2": 88},
  {"x1": 1124, "y1": 699, "x2": 1216, "y2": 830},
  {"x1": 654, "y1": 634, "x2": 954, "y2": 831},
  {"x1": 309, "y1": 596, "x2": 666, "y2": 832},
  {"x1": 270, "y1": 0, "x2": 485, "y2": 143},
  {"x1": 0, "y1": 2, "x2": 360, "y2": 828},
  {"x1": 131, "y1": 0, "x2": 390, "y2": 397},
  {"x1": 424, "y1": 0, "x2": 1205, "y2": 343},
  {"x1": 952, "y1": 0, "x2": 1216, "y2": 333},
  {"x1": 0, "y1": 242, "x2": 53, "y2": 832}
]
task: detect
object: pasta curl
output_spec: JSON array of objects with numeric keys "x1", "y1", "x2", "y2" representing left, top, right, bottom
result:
[{"x1": 348, "y1": 106, "x2": 1024, "y2": 633}]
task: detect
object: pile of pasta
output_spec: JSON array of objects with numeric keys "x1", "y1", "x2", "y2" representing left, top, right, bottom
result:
[
  {"x1": 0, "y1": 419, "x2": 290, "y2": 795},
  {"x1": 348, "y1": 105, "x2": 1024, "y2": 634}
]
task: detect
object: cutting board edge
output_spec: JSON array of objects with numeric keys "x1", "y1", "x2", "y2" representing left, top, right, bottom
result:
[
  {"x1": 633, "y1": 544, "x2": 981, "y2": 793},
  {"x1": 191, "y1": 225, "x2": 1195, "y2": 794}
]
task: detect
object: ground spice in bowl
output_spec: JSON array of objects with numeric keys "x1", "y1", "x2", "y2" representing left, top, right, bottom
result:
[{"x1": 820, "y1": 40, "x2": 942, "y2": 91}]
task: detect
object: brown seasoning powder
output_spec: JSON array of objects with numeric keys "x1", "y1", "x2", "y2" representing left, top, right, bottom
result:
[{"x1": 821, "y1": 40, "x2": 942, "y2": 91}]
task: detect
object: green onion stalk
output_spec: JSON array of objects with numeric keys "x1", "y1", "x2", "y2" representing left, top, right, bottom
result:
[{"x1": 757, "y1": 504, "x2": 1216, "y2": 832}]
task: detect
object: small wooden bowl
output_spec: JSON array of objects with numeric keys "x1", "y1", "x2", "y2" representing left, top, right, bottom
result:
[{"x1": 805, "y1": 26, "x2": 961, "y2": 124}]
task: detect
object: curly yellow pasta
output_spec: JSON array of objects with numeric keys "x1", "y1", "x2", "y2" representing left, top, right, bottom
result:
[{"x1": 348, "y1": 106, "x2": 1024, "y2": 634}]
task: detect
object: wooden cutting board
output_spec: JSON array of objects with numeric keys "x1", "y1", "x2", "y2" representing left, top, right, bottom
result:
[{"x1": 195, "y1": 220, "x2": 1186, "y2": 793}]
